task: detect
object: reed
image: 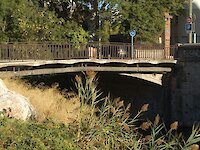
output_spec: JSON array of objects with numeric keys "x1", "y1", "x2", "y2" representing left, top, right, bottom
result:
[
  {"x1": 3, "y1": 78, "x2": 80, "y2": 124},
  {"x1": 2, "y1": 73, "x2": 200, "y2": 150}
]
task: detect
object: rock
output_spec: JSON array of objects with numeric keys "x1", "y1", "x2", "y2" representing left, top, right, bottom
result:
[{"x1": 0, "y1": 79, "x2": 36, "y2": 120}]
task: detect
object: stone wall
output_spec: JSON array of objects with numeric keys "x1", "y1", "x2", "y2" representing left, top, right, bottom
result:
[{"x1": 170, "y1": 44, "x2": 200, "y2": 126}]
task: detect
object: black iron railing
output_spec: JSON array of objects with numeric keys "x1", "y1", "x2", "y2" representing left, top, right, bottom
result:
[{"x1": 0, "y1": 42, "x2": 175, "y2": 60}]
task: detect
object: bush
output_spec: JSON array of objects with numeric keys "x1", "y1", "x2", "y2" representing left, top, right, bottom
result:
[{"x1": 0, "y1": 118, "x2": 79, "y2": 149}]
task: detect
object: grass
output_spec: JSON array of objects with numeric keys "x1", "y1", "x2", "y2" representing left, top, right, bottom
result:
[
  {"x1": 0, "y1": 117, "x2": 79, "y2": 150},
  {"x1": 1, "y1": 72, "x2": 200, "y2": 150},
  {"x1": 3, "y1": 78, "x2": 80, "y2": 124}
]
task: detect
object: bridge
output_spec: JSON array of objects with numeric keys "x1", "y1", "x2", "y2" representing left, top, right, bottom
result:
[
  {"x1": 1, "y1": 42, "x2": 200, "y2": 127},
  {"x1": 0, "y1": 42, "x2": 176, "y2": 79},
  {"x1": 1, "y1": 42, "x2": 200, "y2": 126}
]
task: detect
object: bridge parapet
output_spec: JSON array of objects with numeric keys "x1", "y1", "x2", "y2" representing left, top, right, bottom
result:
[
  {"x1": 0, "y1": 42, "x2": 175, "y2": 61},
  {"x1": 177, "y1": 44, "x2": 200, "y2": 61}
]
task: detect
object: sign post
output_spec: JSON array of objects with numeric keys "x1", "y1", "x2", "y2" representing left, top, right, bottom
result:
[
  {"x1": 129, "y1": 30, "x2": 136, "y2": 59},
  {"x1": 185, "y1": 16, "x2": 193, "y2": 43},
  {"x1": 188, "y1": 0, "x2": 193, "y2": 43}
]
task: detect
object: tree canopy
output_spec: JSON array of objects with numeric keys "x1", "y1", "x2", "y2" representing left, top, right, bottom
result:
[
  {"x1": 0, "y1": 0, "x2": 88, "y2": 43},
  {"x1": 0, "y1": 0, "x2": 188, "y2": 43}
]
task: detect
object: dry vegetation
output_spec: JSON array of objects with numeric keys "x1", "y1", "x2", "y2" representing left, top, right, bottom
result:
[
  {"x1": 3, "y1": 78, "x2": 80, "y2": 124},
  {"x1": 1, "y1": 73, "x2": 200, "y2": 149}
]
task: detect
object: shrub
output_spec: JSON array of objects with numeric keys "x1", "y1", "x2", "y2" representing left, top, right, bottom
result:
[{"x1": 0, "y1": 117, "x2": 79, "y2": 149}]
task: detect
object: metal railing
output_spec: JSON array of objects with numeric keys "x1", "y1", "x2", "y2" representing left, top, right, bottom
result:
[{"x1": 0, "y1": 42, "x2": 175, "y2": 61}]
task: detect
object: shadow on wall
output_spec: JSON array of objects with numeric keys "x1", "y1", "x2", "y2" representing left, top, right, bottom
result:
[
  {"x1": 97, "y1": 72, "x2": 171, "y2": 122},
  {"x1": 23, "y1": 72, "x2": 172, "y2": 123}
]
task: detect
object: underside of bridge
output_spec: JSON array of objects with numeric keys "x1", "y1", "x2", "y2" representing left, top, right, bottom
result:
[
  {"x1": 0, "y1": 59, "x2": 175, "y2": 122},
  {"x1": 0, "y1": 59, "x2": 176, "y2": 78},
  {"x1": 97, "y1": 72, "x2": 171, "y2": 121},
  {"x1": 20, "y1": 71, "x2": 172, "y2": 123}
]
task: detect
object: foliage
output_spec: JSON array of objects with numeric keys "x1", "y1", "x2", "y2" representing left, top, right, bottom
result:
[
  {"x1": 1, "y1": 72, "x2": 200, "y2": 149},
  {"x1": 44, "y1": 0, "x2": 187, "y2": 42},
  {"x1": 0, "y1": 0, "x2": 88, "y2": 43},
  {"x1": 71, "y1": 71, "x2": 200, "y2": 149},
  {"x1": 0, "y1": 118, "x2": 79, "y2": 149},
  {"x1": 3, "y1": 78, "x2": 80, "y2": 124},
  {"x1": 0, "y1": 0, "x2": 188, "y2": 43},
  {"x1": 114, "y1": 0, "x2": 188, "y2": 42}
]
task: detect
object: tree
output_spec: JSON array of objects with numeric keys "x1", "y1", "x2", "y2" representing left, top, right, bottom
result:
[
  {"x1": 106, "y1": 0, "x2": 189, "y2": 43},
  {"x1": 55, "y1": 0, "x2": 188, "y2": 43},
  {"x1": 0, "y1": 0, "x2": 188, "y2": 43},
  {"x1": 0, "y1": 0, "x2": 17, "y2": 41},
  {"x1": 0, "y1": 0, "x2": 89, "y2": 43}
]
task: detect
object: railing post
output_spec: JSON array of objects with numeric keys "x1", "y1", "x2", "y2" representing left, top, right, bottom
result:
[
  {"x1": 98, "y1": 43, "x2": 101, "y2": 59},
  {"x1": 131, "y1": 36, "x2": 134, "y2": 59}
]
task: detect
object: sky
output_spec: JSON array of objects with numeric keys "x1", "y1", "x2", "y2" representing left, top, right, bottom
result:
[{"x1": 193, "y1": 0, "x2": 200, "y2": 9}]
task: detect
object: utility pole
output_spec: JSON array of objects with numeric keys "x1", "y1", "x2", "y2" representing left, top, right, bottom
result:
[{"x1": 189, "y1": 0, "x2": 193, "y2": 43}]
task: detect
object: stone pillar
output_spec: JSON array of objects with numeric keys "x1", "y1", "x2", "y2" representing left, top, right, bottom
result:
[{"x1": 162, "y1": 13, "x2": 173, "y2": 58}]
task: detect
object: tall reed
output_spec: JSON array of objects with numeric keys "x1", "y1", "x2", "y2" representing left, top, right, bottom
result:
[{"x1": 71, "y1": 71, "x2": 200, "y2": 150}]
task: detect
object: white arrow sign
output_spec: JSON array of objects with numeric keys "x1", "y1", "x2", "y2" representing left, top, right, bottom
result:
[{"x1": 129, "y1": 30, "x2": 136, "y2": 37}]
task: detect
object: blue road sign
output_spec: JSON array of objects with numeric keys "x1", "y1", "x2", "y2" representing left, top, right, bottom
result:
[
  {"x1": 185, "y1": 23, "x2": 192, "y2": 32},
  {"x1": 129, "y1": 30, "x2": 136, "y2": 37}
]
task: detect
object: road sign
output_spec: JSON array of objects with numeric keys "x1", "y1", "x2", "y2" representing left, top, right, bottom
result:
[
  {"x1": 186, "y1": 17, "x2": 192, "y2": 23},
  {"x1": 129, "y1": 30, "x2": 136, "y2": 59},
  {"x1": 185, "y1": 23, "x2": 192, "y2": 32},
  {"x1": 129, "y1": 30, "x2": 136, "y2": 37}
]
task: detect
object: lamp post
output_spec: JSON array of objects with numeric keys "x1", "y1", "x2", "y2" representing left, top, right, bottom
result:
[
  {"x1": 189, "y1": 0, "x2": 193, "y2": 43},
  {"x1": 193, "y1": 13, "x2": 196, "y2": 43}
]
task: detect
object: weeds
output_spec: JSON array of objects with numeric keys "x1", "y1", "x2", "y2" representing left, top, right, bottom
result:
[
  {"x1": 72, "y1": 71, "x2": 200, "y2": 150},
  {"x1": 0, "y1": 117, "x2": 79, "y2": 149},
  {"x1": 3, "y1": 78, "x2": 80, "y2": 123},
  {"x1": 1, "y1": 73, "x2": 200, "y2": 150}
]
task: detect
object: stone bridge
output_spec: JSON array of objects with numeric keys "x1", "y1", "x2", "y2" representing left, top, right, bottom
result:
[{"x1": 1, "y1": 42, "x2": 200, "y2": 127}]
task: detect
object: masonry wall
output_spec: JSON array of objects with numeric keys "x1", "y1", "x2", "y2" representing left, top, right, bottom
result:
[{"x1": 170, "y1": 44, "x2": 200, "y2": 126}]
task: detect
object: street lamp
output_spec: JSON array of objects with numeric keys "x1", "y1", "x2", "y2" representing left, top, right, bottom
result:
[{"x1": 189, "y1": 0, "x2": 193, "y2": 43}]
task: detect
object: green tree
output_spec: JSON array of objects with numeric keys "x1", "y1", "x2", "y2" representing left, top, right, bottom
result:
[
  {"x1": 0, "y1": 0, "x2": 17, "y2": 41},
  {"x1": 106, "y1": 0, "x2": 188, "y2": 43},
  {"x1": 78, "y1": 0, "x2": 188, "y2": 42},
  {"x1": 0, "y1": 0, "x2": 188, "y2": 43},
  {"x1": 0, "y1": 0, "x2": 89, "y2": 43}
]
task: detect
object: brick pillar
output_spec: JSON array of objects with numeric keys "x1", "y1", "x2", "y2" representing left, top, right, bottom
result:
[{"x1": 163, "y1": 13, "x2": 173, "y2": 58}]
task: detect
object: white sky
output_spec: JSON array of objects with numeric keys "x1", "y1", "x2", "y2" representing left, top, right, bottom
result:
[{"x1": 193, "y1": 0, "x2": 200, "y2": 9}]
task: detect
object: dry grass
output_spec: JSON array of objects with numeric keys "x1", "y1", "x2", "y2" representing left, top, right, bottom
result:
[
  {"x1": 2, "y1": 78, "x2": 80, "y2": 124},
  {"x1": 2, "y1": 74, "x2": 200, "y2": 149}
]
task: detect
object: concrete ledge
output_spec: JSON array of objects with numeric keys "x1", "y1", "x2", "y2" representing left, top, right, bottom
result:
[
  {"x1": 0, "y1": 59, "x2": 177, "y2": 68},
  {"x1": 0, "y1": 67, "x2": 172, "y2": 77}
]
